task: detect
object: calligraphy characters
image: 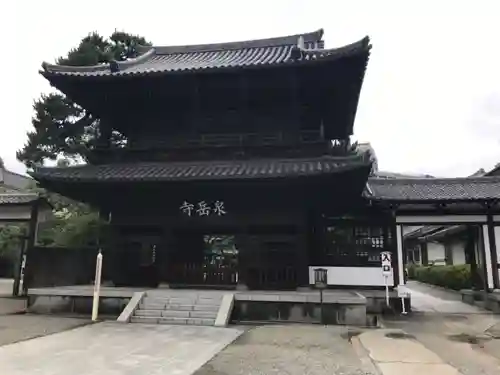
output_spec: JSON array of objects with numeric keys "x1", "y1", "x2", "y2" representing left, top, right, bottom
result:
[{"x1": 180, "y1": 200, "x2": 227, "y2": 216}]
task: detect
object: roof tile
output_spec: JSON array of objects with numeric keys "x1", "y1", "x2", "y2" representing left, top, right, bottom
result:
[
  {"x1": 41, "y1": 30, "x2": 370, "y2": 77},
  {"x1": 367, "y1": 176, "x2": 500, "y2": 201},
  {"x1": 0, "y1": 193, "x2": 39, "y2": 205},
  {"x1": 31, "y1": 156, "x2": 370, "y2": 183}
]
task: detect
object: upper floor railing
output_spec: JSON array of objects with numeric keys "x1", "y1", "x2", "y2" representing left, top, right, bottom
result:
[{"x1": 116, "y1": 129, "x2": 326, "y2": 150}]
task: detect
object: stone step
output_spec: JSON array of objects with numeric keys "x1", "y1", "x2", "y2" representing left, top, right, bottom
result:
[
  {"x1": 138, "y1": 303, "x2": 220, "y2": 312},
  {"x1": 135, "y1": 309, "x2": 217, "y2": 319},
  {"x1": 144, "y1": 297, "x2": 222, "y2": 306},
  {"x1": 130, "y1": 315, "x2": 215, "y2": 326},
  {"x1": 164, "y1": 304, "x2": 220, "y2": 312}
]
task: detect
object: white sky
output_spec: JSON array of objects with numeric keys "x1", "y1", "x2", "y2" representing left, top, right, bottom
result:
[{"x1": 2, "y1": 0, "x2": 500, "y2": 177}]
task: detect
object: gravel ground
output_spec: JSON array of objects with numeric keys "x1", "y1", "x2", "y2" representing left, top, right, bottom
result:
[
  {"x1": 0, "y1": 314, "x2": 90, "y2": 347},
  {"x1": 193, "y1": 325, "x2": 377, "y2": 375}
]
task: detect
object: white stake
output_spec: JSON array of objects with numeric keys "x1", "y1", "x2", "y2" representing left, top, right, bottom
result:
[
  {"x1": 401, "y1": 296, "x2": 407, "y2": 315},
  {"x1": 385, "y1": 276, "x2": 390, "y2": 307},
  {"x1": 91, "y1": 251, "x2": 103, "y2": 322}
]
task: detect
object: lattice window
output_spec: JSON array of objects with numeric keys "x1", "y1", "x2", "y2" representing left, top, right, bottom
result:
[{"x1": 320, "y1": 224, "x2": 390, "y2": 266}]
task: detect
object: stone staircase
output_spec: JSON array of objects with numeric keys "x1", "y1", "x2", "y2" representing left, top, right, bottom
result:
[{"x1": 130, "y1": 291, "x2": 224, "y2": 326}]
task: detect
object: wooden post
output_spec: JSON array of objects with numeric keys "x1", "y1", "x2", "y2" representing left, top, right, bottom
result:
[{"x1": 91, "y1": 251, "x2": 103, "y2": 322}]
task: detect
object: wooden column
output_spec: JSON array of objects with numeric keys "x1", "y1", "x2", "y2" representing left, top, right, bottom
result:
[
  {"x1": 421, "y1": 242, "x2": 429, "y2": 266},
  {"x1": 235, "y1": 230, "x2": 249, "y2": 290},
  {"x1": 296, "y1": 210, "x2": 313, "y2": 288}
]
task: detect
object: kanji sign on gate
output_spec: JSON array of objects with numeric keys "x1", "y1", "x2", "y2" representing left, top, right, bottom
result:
[{"x1": 180, "y1": 200, "x2": 227, "y2": 217}]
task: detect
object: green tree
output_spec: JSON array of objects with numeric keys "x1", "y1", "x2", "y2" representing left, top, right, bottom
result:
[
  {"x1": 25, "y1": 177, "x2": 107, "y2": 248},
  {"x1": 17, "y1": 31, "x2": 152, "y2": 168}
]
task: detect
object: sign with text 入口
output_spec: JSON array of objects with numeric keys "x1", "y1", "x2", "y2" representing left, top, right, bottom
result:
[{"x1": 380, "y1": 251, "x2": 392, "y2": 277}]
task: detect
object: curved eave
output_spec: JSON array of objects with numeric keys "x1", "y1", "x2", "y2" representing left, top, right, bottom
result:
[
  {"x1": 39, "y1": 35, "x2": 370, "y2": 79},
  {"x1": 30, "y1": 157, "x2": 372, "y2": 184}
]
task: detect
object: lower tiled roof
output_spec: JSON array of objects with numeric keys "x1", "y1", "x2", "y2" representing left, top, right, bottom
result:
[
  {"x1": 367, "y1": 176, "x2": 500, "y2": 201},
  {"x1": 31, "y1": 156, "x2": 371, "y2": 183},
  {"x1": 0, "y1": 193, "x2": 39, "y2": 205}
]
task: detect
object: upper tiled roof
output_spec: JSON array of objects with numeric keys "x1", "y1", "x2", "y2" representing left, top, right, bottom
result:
[
  {"x1": 31, "y1": 156, "x2": 371, "y2": 183},
  {"x1": 0, "y1": 193, "x2": 39, "y2": 205},
  {"x1": 367, "y1": 176, "x2": 500, "y2": 202},
  {"x1": 41, "y1": 29, "x2": 371, "y2": 77}
]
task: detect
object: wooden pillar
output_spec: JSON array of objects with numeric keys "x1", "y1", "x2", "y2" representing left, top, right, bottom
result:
[
  {"x1": 296, "y1": 210, "x2": 313, "y2": 288},
  {"x1": 235, "y1": 231, "x2": 249, "y2": 290}
]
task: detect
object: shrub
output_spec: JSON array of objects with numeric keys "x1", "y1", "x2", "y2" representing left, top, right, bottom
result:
[{"x1": 411, "y1": 264, "x2": 472, "y2": 290}]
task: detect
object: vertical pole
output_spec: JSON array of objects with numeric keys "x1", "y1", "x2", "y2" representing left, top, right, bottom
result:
[
  {"x1": 384, "y1": 276, "x2": 390, "y2": 307},
  {"x1": 91, "y1": 251, "x2": 103, "y2": 322},
  {"x1": 320, "y1": 288, "x2": 324, "y2": 325},
  {"x1": 19, "y1": 201, "x2": 39, "y2": 296},
  {"x1": 486, "y1": 213, "x2": 499, "y2": 289},
  {"x1": 481, "y1": 224, "x2": 494, "y2": 290}
]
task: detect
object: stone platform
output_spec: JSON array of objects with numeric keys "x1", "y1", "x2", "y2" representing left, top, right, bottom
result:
[{"x1": 26, "y1": 286, "x2": 378, "y2": 326}]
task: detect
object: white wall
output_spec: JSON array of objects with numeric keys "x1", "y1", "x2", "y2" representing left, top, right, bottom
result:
[
  {"x1": 427, "y1": 242, "x2": 446, "y2": 265},
  {"x1": 0, "y1": 205, "x2": 32, "y2": 221},
  {"x1": 449, "y1": 240, "x2": 466, "y2": 265},
  {"x1": 309, "y1": 266, "x2": 394, "y2": 287}
]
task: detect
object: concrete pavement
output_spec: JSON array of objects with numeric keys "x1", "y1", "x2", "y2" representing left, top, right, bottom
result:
[
  {"x1": 0, "y1": 322, "x2": 243, "y2": 375},
  {"x1": 379, "y1": 281, "x2": 500, "y2": 375},
  {"x1": 359, "y1": 329, "x2": 462, "y2": 375},
  {"x1": 408, "y1": 281, "x2": 487, "y2": 314}
]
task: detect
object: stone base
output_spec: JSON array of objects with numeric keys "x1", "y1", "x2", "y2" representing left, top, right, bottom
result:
[
  {"x1": 27, "y1": 295, "x2": 129, "y2": 317},
  {"x1": 232, "y1": 301, "x2": 369, "y2": 326}
]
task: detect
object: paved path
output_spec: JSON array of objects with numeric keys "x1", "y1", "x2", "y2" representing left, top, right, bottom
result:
[
  {"x1": 0, "y1": 322, "x2": 243, "y2": 375},
  {"x1": 407, "y1": 281, "x2": 486, "y2": 314},
  {"x1": 360, "y1": 329, "x2": 462, "y2": 375},
  {"x1": 382, "y1": 281, "x2": 500, "y2": 375}
]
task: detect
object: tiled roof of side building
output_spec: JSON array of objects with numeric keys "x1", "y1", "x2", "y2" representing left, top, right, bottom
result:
[
  {"x1": 31, "y1": 155, "x2": 372, "y2": 183},
  {"x1": 0, "y1": 193, "x2": 40, "y2": 205},
  {"x1": 367, "y1": 176, "x2": 500, "y2": 202},
  {"x1": 40, "y1": 29, "x2": 371, "y2": 77}
]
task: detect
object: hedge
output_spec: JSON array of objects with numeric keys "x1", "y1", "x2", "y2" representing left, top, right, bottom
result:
[{"x1": 408, "y1": 264, "x2": 472, "y2": 291}]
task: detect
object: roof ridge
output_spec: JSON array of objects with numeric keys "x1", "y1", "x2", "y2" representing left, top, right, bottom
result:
[
  {"x1": 368, "y1": 175, "x2": 500, "y2": 183},
  {"x1": 41, "y1": 29, "x2": 325, "y2": 74},
  {"x1": 146, "y1": 29, "x2": 324, "y2": 55},
  {"x1": 0, "y1": 192, "x2": 38, "y2": 195}
]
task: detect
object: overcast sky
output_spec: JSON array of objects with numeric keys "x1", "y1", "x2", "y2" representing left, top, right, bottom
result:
[{"x1": 3, "y1": 0, "x2": 500, "y2": 177}]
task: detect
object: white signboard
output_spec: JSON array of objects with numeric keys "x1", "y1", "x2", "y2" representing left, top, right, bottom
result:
[
  {"x1": 381, "y1": 251, "x2": 392, "y2": 277},
  {"x1": 180, "y1": 200, "x2": 227, "y2": 217},
  {"x1": 397, "y1": 285, "x2": 409, "y2": 298}
]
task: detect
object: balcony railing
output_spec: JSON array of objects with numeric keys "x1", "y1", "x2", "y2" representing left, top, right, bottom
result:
[{"x1": 125, "y1": 130, "x2": 325, "y2": 150}]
